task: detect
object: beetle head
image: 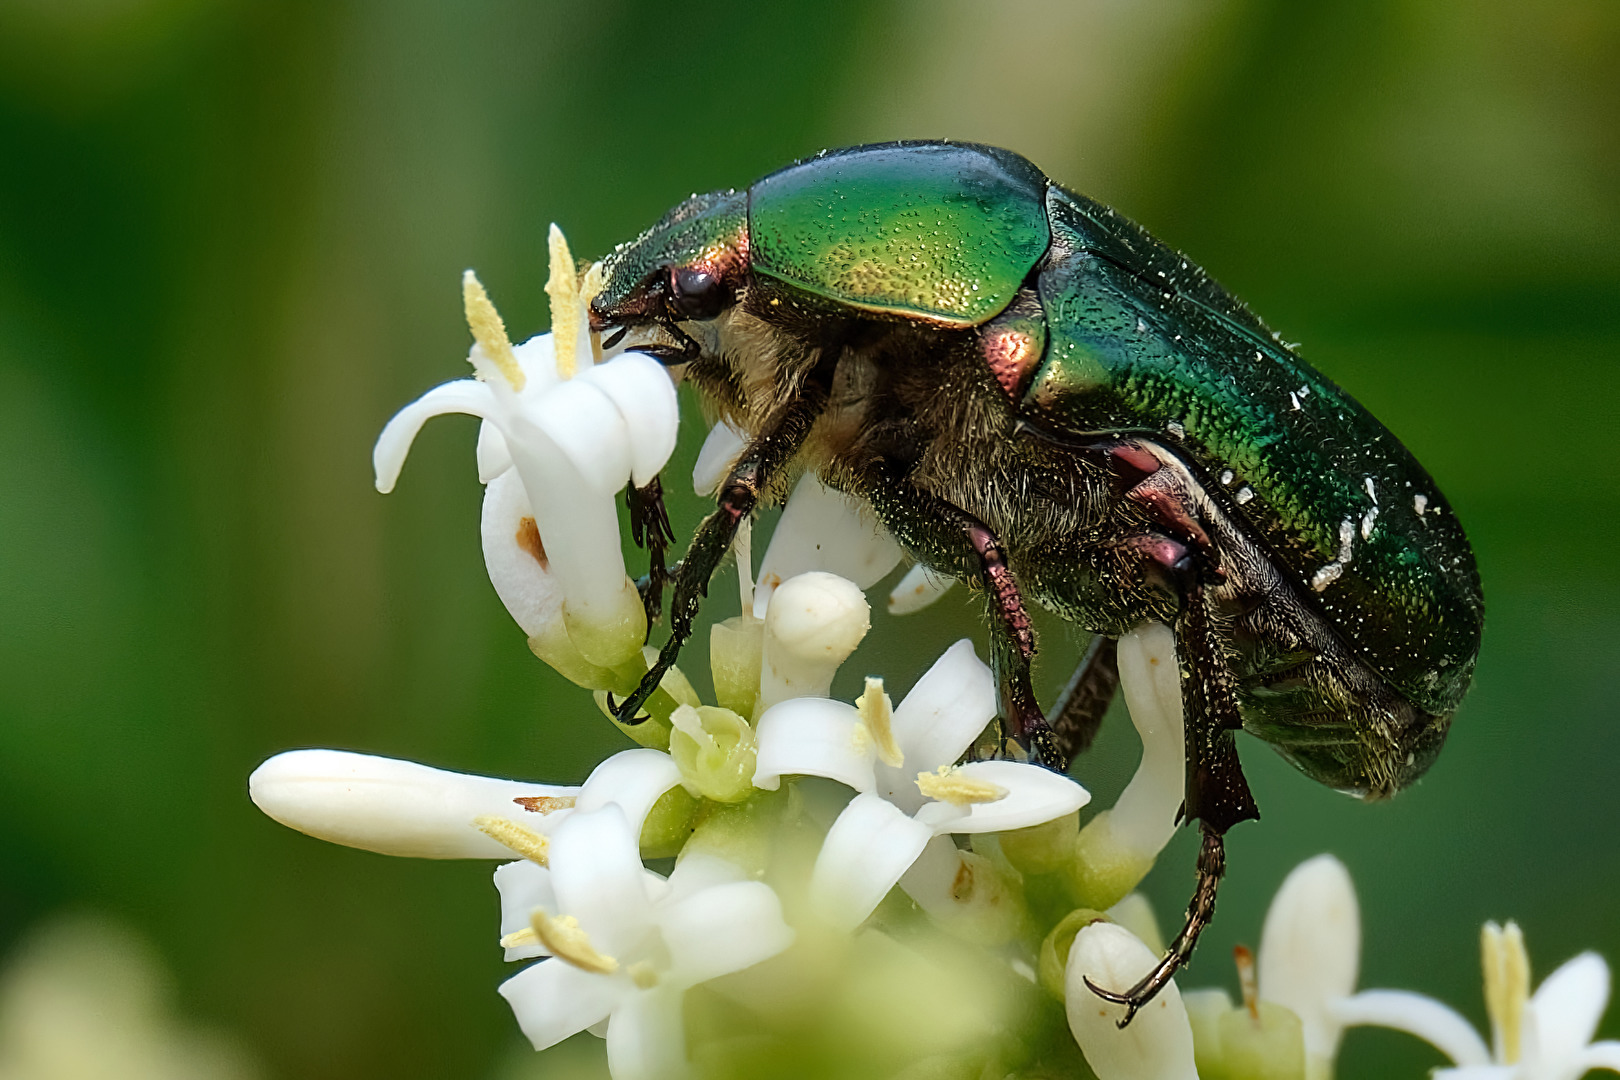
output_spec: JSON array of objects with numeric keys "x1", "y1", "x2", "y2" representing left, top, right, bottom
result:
[{"x1": 590, "y1": 189, "x2": 750, "y2": 354}]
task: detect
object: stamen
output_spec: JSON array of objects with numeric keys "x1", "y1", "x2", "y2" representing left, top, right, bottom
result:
[
  {"x1": 462, "y1": 270, "x2": 525, "y2": 391},
  {"x1": 916, "y1": 765, "x2": 1008, "y2": 807},
  {"x1": 473, "y1": 815, "x2": 550, "y2": 865},
  {"x1": 857, "y1": 677, "x2": 902, "y2": 767},
  {"x1": 499, "y1": 927, "x2": 539, "y2": 948},
  {"x1": 580, "y1": 262, "x2": 606, "y2": 365},
  {"x1": 1482, "y1": 920, "x2": 1530, "y2": 1063},
  {"x1": 546, "y1": 224, "x2": 581, "y2": 381},
  {"x1": 628, "y1": 961, "x2": 660, "y2": 989},
  {"x1": 531, "y1": 910, "x2": 619, "y2": 975},
  {"x1": 513, "y1": 795, "x2": 574, "y2": 814},
  {"x1": 1234, "y1": 944, "x2": 1260, "y2": 1022}
]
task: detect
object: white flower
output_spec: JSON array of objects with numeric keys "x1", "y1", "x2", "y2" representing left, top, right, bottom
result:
[
  {"x1": 249, "y1": 746, "x2": 681, "y2": 860},
  {"x1": 1067, "y1": 920, "x2": 1198, "y2": 1080},
  {"x1": 888, "y1": 562, "x2": 957, "y2": 615},
  {"x1": 373, "y1": 231, "x2": 678, "y2": 670},
  {"x1": 751, "y1": 474, "x2": 904, "y2": 617},
  {"x1": 496, "y1": 805, "x2": 794, "y2": 1080},
  {"x1": 1335, "y1": 921, "x2": 1620, "y2": 1080},
  {"x1": 1258, "y1": 854, "x2": 1360, "y2": 1080},
  {"x1": 752, "y1": 638, "x2": 1090, "y2": 930}
]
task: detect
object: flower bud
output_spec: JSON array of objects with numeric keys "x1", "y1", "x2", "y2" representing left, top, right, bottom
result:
[
  {"x1": 756, "y1": 572, "x2": 870, "y2": 714},
  {"x1": 1000, "y1": 810, "x2": 1080, "y2": 877},
  {"x1": 1066, "y1": 922, "x2": 1198, "y2": 1080},
  {"x1": 710, "y1": 613, "x2": 764, "y2": 718}
]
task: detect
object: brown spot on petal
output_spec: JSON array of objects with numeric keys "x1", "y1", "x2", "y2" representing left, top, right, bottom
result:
[
  {"x1": 514, "y1": 795, "x2": 576, "y2": 814},
  {"x1": 951, "y1": 859, "x2": 976, "y2": 902},
  {"x1": 516, "y1": 517, "x2": 548, "y2": 569}
]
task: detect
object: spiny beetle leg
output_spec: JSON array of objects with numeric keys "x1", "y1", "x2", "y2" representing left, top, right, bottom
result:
[
  {"x1": 1047, "y1": 635, "x2": 1120, "y2": 768},
  {"x1": 1084, "y1": 824, "x2": 1226, "y2": 1027},
  {"x1": 627, "y1": 476, "x2": 675, "y2": 629},
  {"x1": 611, "y1": 391, "x2": 824, "y2": 725}
]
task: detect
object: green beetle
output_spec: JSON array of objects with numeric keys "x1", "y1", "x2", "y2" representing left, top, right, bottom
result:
[{"x1": 590, "y1": 141, "x2": 1483, "y2": 1019}]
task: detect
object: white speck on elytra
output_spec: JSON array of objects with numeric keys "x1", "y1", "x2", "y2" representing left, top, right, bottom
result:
[
  {"x1": 1364, "y1": 477, "x2": 1378, "y2": 503},
  {"x1": 1414, "y1": 494, "x2": 1429, "y2": 515},
  {"x1": 1361, "y1": 505, "x2": 1379, "y2": 540},
  {"x1": 1220, "y1": 469, "x2": 1234, "y2": 486},
  {"x1": 1236, "y1": 486, "x2": 1254, "y2": 504},
  {"x1": 1311, "y1": 519, "x2": 1357, "y2": 592},
  {"x1": 1289, "y1": 391, "x2": 1302, "y2": 411},
  {"x1": 1166, "y1": 420, "x2": 1185, "y2": 440}
]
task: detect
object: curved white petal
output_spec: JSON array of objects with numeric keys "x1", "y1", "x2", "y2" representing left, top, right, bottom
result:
[
  {"x1": 666, "y1": 852, "x2": 748, "y2": 901},
  {"x1": 605, "y1": 986, "x2": 690, "y2": 1080},
  {"x1": 498, "y1": 957, "x2": 621, "y2": 1052},
  {"x1": 1334, "y1": 990, "x2": 1491, "y2": 1066},
  {"x1": 912, "y1": 759, "x2": 1090, "y2": 835},
  {"x1": 373, "y1": 379, "x2": 495, "y2": 493},
  {"x1": 1431, "y1": 1067, "x2": 1514, "y2": 1080},
  {"x1": 661, "y1": 880, "x2": 794, "y2": 987},
  {"x1": 888, "y1": 563, "x2": 956, "y2": 615},
  {"x1": 752, "y1": 697, "x2": 876, "y2": 793},
  {"x1": 1575, "y1": 1041, "x2": 1620, "y2": 1074},
  {"x1": 752, "y1": 475, "x2": 904, "y2": 618},
  {"x1": 693, "y1": 419, "x2": 748, "y2": 497},
  {"x1": 885, "y1": 639, "x2": 997, "y2": 780},
  {"x1": 1066, "y1": 922, "x2": 1198, "y2": 1080},
  {"x1": 528, "y1": 378, "x2": 633, "y2": 495},
  {"x1": 1259, "y1": 854, "x2": 1360, "y2": 1067},
  {"x1": 481, "y1": 469, "x2": 562, "y2": 637},
  {"x1": 511, "y1": 332, "x2": 563, "y2": 388},
  {"x1": 808, "y1": 792, "x2": 933, "y2": 931},
  {"x1": 577, "y1": 749, "x2": 684, "y2": 837},
  {"x1": 576, "y1": 352, "x2": 679, "y2": 488},
  {"x1": 1530, "y1": 952, "x2": 1610, "y2": 1065},
  {"x1": 495, "y1": 859, "x2": 556, "y2": 961},
  {"x1": 249, "y1": 749, "x2": 579, "y2": 858},
  {"x1": 1109, "y1": 623, "x2": 1185, "y2": 857},
  {"x1": 548, "y1": 806, "x2": 655, "y2": 954},
  {"x1": 476, "y1": 420, "x2": 512, "y2": 482}
]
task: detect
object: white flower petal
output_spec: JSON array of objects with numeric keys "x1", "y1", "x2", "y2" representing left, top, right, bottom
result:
[
  {"x1": 1530, "y1": 952, "x2": 1610, "y2": 1071},
  {"x1": 885, "y1": 639, "x2": 997, "y2": 780},
  {"x1": 481, "y1": 469, "x2": 562, "y2": 636},
  {"x1": 693, "y1": 419, "x2": 748, "y2": 497},
  {"x1": 605, "y1": 986, "x2": 690, "y2": 1080},
  {"x1": 1431, "y1": 1068, "x2": 1514, "y2": 1080},
  {"x1": 1575, "y1": 1041, "x2": 1620, "y2": 1074},
  {"x1": 548, "y1": 806, "x2": 655, "y2": 953},
  {"x1": 1066, "y1": 922, "x2": 1198, "y2": 1080},
  {"x1": 248, "y1": 749, "x2": 578, "y2": 859},
  {"x1": 1109, "y1": 622, "x2": 1185, "y2": 857},
  {"x1": 1334, "y1": 990, "x2": 1491, "y2": 1066},
  {"x1": 498, "y1": 957, "x2": 621, "y2": 1052},
  {"x1": 752, "y1": 697, "x2": 876, "y2": 793},
  {"x1": 661, "y1": 880, "x2": 795, "y2": 987},
  {"x1": 752, "y1": 475, "x2": 903, "y2": 618},
  {"x1": 511, "y1": 332, "x2": 563, "y2": 388},
  {"x1": 495, "y1": 860, "x2": 556, "y2": 961},
  {"x1": 808, "y1": 792, "x2": 934, "y2": 931},
  {"x1": 576, "y1": 749, "x2": 683, "y2": 837},
  {"x1": 476, "y1": 420, "x2": 512, "y2": 483},
  {"x1": 666, "y1": 852, "x2": 748, "y2": 900},
  {"x1": 913, "y1": 759, "x2": 1090, "y2": 834},
  {"x1": 576, "y1": 352, "x2": 679, "y2": 488},
  {"x1": 1259, "y1": 854, "x2": 1360, "y2": 1067},
  {"x1": 887, "y1": 562, "x2": 957, "y2": 615},
  {"x1": 373, "y1": 379, "x2": 495, "y2": 494},
  {"x1": 528, "y1": 379, "x2": 633, "y2": 495}
]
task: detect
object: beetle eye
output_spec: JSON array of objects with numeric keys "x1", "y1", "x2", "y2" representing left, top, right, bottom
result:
[{"x1": 667, "y1": 266, "x2": 727, "y2": 320}]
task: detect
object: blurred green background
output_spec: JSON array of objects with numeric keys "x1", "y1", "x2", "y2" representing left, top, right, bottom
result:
[{"x1": 1, "y1": 0, "x2": 1617, "y2": 1076}]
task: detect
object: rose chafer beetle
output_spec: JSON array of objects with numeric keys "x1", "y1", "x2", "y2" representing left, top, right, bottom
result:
[{"x1": 588, "y1": 141, "x2": 1483, "y2": 1020}]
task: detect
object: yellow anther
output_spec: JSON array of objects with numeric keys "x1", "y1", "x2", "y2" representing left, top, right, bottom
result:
[
  {"x1": 462, "y1": 270, "x2": 525, "y2": 391},
  {"x1": 499, "y1": 927, "x2": 539, "y2": 948},
  {"x1": 473, "y1": 815, "x2": 550, "y2": 865},
  {"x1": 532, "y1": 910, "x2": 619, "y2": 975},
  {"x1": 546, "y1": 223, "x2": 581, "y2": 380},
  {"x1": 916, "y1": 765, "x2": 1008, "y2": 807},
  {"x1": 857, "y1": 677, "x2": 903, "y2": 768},
  {"x1": 628, "y1": 961, "x2": 660, "y2": 989},
  {"x1": 1483, "y1": 920, "x2": 1530, "y2": 1064}
]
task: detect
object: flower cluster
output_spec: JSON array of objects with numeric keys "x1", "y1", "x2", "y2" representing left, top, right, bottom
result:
[{"x1": 250, "y1": 229, "x2": 1620, "y2": 1080}]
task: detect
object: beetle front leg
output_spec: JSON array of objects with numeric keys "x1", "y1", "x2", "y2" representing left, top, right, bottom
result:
[{"x1": 611, "y1": 393, "x2": 823, "y2": 725}]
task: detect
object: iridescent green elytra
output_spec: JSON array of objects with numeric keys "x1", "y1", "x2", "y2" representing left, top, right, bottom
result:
[{"x1": 589, "y1": 141, "x2": 1483, "y2": 1016}]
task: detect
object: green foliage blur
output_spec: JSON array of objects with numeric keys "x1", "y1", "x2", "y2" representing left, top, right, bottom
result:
[{"x1": 1, "y1": 1, "x2": 1616, "y2": 1077}]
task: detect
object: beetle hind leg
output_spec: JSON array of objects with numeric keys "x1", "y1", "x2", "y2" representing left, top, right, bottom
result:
[{"x1": 1046, "y1": 635, "x2": 1119, "y2": 768}]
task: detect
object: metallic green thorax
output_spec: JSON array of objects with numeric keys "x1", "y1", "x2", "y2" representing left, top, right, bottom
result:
[
  {"x1": 1025, "y1": 186, "x2": 1482, "y2": 716},
  {"x1": 747, "y1": 143, "x2": 1049, "y2": 326}
]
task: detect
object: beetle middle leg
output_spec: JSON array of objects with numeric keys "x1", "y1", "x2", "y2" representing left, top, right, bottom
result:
[
  {"x1": 611, "y1": 391, "x2": 824, "y2": 724},
  {"x1": 627, "y1": 475, "x2": 675, "y2": 629}
]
